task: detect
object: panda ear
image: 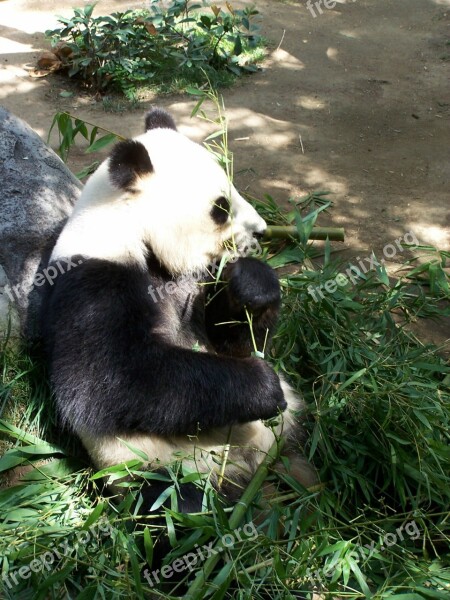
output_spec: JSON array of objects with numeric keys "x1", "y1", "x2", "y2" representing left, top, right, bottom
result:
[
  {"x1": 144, "y1": 107, "x2": 177, "y2": 132},
  {"x1": 108, "y1": 140, "x2": 153, "y2": 191}
]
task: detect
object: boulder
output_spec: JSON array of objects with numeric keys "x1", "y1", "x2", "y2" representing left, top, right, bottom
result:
[{"x1": 0, "y1": 106, "x2": 81, "y2": 342}]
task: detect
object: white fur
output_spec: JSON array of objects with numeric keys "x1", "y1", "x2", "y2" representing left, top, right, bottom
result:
[{"x1": 51, "y1": 128, "x2": 266, "y2": 274}]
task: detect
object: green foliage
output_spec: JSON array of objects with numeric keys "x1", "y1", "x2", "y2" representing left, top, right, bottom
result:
[
  {"x1": 48, "y1": 111, "x2": 122, "y2": 173},
  {"x1": 254, "y1": 193, "x2": 450, "y2": 514},
  {"x1": 45, "y1": 1, "x2": 265, "y2": 98},
  {"x1": 188, "y1": 86, "x2": 234, "y2": 177}
]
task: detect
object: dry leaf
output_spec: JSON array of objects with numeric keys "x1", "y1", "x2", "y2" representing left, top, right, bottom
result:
[
  {"x1": 226, "y1": 2, "x2": 234, "y2": 14},
  {"x1": 37, "y1": 51, "x2": 60, "y2": 69},
  {"x1": 145, "y1": 23, "x2": 158, "y2": 35},
  {"x1": 54, "y1": 43, "x2": 73, "y2": 60}
]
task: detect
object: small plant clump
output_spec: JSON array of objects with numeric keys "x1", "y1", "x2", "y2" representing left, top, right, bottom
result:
[{"x1": 44, "y1": 1, "x2": 266, "y2": 99}]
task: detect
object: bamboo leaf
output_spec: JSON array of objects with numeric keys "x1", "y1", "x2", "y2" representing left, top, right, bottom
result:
[
  {"x1": 150, "y1": 485, "x2": 174, "y2": 511},
  {"x1": 336, "y1": 368, "x2": 367, "y2": 392},
  {"x1": 347, "y1": 556, "x2": 371, "y2": 597},
  {"x1": 86, "y1": 133, "x2": 117, "y2": 153},
  {"x1": 82, "y1": 502, "x2": 106, "y2": 529},
  {"x1": 143, "y1": 526, "x2": 154, "y2": 568}
]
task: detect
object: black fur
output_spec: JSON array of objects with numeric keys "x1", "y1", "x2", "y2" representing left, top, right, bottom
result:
[
  {"x1": 139, "y1": 478, "x2": 203, "y2": 514},
  {"x1": 205, "y1": 257, "x2": 281, "y2": 358},
  {"x1": 41, "y1": 257, "x2": 286, "y2": 438},
  {"x1": 108, "y1": 140, "x2": 153, "y2": 191},
  {"x1": 210, "y1": 196, "x2": 230, "y2": 226},
  {"x1": 145, "y1": 107, "x2": 177, "y2": 132}
]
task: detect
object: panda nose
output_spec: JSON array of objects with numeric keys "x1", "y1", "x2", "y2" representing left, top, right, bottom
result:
[{"x1": 253, "y1": 230, "x2": 265, "y2": 241}]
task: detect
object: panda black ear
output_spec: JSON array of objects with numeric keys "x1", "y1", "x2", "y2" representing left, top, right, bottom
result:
[
  {"x1": 144, "y1": 107, "x2": 177, "y2": 132},
  {"x1": 108, "y1": 140, "x2": 153, "y2": 191}
]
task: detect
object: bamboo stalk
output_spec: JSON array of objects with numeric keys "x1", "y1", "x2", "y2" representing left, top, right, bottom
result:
[
  {"x1": 184, "y1": 438, "x2": 283, "y2": 599},
  {"x1": 263, "y1": 225, "x2": 345, "y2": 242}
]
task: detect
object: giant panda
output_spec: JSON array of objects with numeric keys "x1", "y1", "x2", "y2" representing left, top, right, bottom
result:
[{"x1": 41, "y1": 108, "x2": 316, "y2": 513}]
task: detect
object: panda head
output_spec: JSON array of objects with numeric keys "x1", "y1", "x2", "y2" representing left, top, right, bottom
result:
[{"x1": 54, "y1": 108, "x2": 266, "y2": 275}]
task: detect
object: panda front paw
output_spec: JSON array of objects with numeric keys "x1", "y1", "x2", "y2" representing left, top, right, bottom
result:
[
  {"x1": 243, "y1": 360, "x2": 287, "y2": 421},
  {"x1": 224, "y1": 257, "x2": 281, "y2": 315}
]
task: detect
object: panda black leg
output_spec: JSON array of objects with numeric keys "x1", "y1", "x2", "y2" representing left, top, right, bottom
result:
[
  {"x1": 135, "y1": 477, "x2": 205, "y2": 593},
  {"x1": 138, "y1": 478, "x2": 204, "y2": 515}
]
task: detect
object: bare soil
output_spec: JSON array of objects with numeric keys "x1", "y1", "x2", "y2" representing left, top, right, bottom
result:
[{"x1": 1, "y1": 0, "x2": 449, "y2": 346}]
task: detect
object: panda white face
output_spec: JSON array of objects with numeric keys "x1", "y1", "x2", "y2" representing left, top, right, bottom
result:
[{"x1": 51, "y1": 110, "x2": 267, "y2": 275}]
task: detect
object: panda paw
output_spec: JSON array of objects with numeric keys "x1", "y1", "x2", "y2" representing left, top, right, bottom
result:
[
  {"x1": 245, "y1": 360, "x2": 288, "y2": 421},
  {"x1": 224, "y1": 257, "x2": 281, "y2": 315}
]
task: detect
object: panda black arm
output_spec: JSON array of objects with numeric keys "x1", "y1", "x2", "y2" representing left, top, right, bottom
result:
[
  {"x1": 120, "y1": 344, "x2": 284, "y2": 435},
  {"x1": 205, "y1": 257, "x2": 281, "y2": 358},
  {"x1": 42, "y1": 259, "x2": 286, "y2": 438}
]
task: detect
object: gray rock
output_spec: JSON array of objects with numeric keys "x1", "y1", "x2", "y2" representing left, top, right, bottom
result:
[
  {"x1": 0, "y1": 106, "x2": 81, "y2": 342},
  {"x1": 0, "y1": 265, "x2": 20, "y2": 339}
]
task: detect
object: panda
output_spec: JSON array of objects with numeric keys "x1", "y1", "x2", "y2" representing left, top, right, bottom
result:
[{"x1": 41, "y1": 107, "x2": 316, "y2": 512}]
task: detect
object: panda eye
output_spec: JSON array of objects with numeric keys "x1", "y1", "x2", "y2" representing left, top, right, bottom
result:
[{"x1": 210, "y1": 196, "x2": 231, "y2": 226}]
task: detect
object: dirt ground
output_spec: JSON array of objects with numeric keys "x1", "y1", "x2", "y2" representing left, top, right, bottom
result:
[{"x1": 0, "y1": 0, "x2": 449, "y2": 344}]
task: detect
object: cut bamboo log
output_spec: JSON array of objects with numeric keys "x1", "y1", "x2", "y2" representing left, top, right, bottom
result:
[{"x1": 263, "y1": 225, "x2": 345, "y2": 242}]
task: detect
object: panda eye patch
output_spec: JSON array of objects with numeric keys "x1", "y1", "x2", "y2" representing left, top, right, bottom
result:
[{"x1": 211, "y1": 196, "x2": 231, "y2": 226}]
